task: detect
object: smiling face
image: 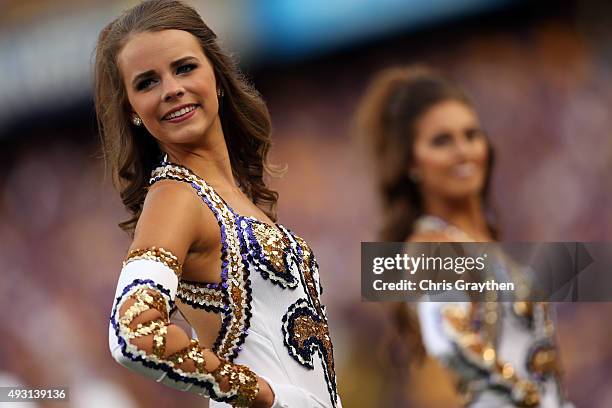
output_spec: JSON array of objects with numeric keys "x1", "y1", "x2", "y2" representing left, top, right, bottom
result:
[
  {"x1": 117, "y1": 29, "x2": 221, "y2": 149},
  {"x1": 411, "y1": 99, "x2": 489, "y2": 201}
]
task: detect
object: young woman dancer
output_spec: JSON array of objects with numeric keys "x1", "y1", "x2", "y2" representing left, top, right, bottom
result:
[
  {"x1": 96, "y1": 1, "x2": 341, "y2": 407},
  {"x1": 357, "y1": 66, "x2": 571, "y2": 407}
]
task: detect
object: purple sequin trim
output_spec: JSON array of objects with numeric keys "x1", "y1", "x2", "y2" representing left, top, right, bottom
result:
[{"x1": 150, "y1": 163, "x2": 253, "y2": 361}]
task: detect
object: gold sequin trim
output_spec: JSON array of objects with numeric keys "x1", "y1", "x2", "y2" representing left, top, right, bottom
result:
[
  {"x1": 120, "y1": 288, "x2": 168, "y2": 324},
  {"x1": 210, "y1": 359, "x2": 259, "y2": 408},
  {"x1": 124, "y1": 247, "x2": 183, "y2": 277},
  {"x1": 119, "y1": 288, "x2": 206, "y2": 367},
  {"x1": 441, "y1": 304, "x2": 541, "y2": 407},
  {"x1": 177, "y1": 281, "x2": 225, "y2": 311},
  {"x1": 529, "y1": 347, "x2": 559, "y2": 376},
  {"x1": 295, "y1": 236, "x2": 322, "y2": 308},
  {"x1": 252, "y1": 222, "x2": 292, "y2": 272},
  {"x1": 166, "y1": 339, "x2": 207, "y2": 372},
  {"x1": 120, "y1": 288, "x2": 170, "y2": 358},
  {"x1": 295, "y1": 315, "x2": 333, "y2": 371},
  {"x1": 118, "y1": 288, "x2": 215, "y2": 385}
]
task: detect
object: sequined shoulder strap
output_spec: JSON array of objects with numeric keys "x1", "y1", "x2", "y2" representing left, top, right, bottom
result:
[
  {"x1": 149, "y1": 161, "x2": 230, "y2": 219},
  {"x1": 414, "y1": 215, "x2": 474, "y2": 241},
  {"x1": 149, "y1": 159, "x2": 253, "y2": 362}
]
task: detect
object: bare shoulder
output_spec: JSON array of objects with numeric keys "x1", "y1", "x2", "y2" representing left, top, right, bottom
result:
[
  {"x1": 406, "y1": 230, "x2": 458, "y2": 243},
  {"x1": 130, "y1": 179, "x2": 204, "y2": 263}
]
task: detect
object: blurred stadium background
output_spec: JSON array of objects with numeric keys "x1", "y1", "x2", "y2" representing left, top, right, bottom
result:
[{"x1": 1, "y1": 0, "x2": 612, "y2": 407}]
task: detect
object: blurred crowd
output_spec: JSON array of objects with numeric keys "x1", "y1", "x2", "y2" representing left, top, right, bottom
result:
[{"x1": 1, "y1": 3, "x2": 612, "y2": 408}]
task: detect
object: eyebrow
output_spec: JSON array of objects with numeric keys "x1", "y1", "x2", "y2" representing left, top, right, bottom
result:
[{"x1": 131, "y1": 56, "x2": 199, "y2": 88}]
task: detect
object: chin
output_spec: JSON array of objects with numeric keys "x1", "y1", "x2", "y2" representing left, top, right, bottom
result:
[
  {"x1": 443, "y1": 180, "x2": 484, "y2": 199},
  {"x1": 162, "y1": 125, "x2": 207, "y2": 144}
]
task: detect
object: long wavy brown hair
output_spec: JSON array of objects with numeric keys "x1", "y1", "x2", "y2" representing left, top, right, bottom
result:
[
  {"x1": 94, "y1": 0, "x2": 278, "y2": 236},
  {"x1": 356, "y1": 66, "x2": 497, "y2": 363}
]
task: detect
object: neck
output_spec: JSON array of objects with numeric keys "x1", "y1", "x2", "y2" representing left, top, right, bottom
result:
[
  {"x1": 423, "y1": 194, "x2": 492, "y2": 241},
  {"x1": 161, "y1": 116, "x2": 236, "y2": 187}
]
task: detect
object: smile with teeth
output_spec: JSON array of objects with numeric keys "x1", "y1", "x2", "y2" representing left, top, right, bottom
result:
[{"x1": 163, "y1": 104, "x2": 198, "y2": 120}]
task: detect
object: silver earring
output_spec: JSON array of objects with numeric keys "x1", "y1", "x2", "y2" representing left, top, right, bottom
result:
[
  {"x1": 132, "y1": 116, "x2": 142, "y2": 126},
  {"x1": 216, "y1": 88, "x2": 224, "y2": 98}
]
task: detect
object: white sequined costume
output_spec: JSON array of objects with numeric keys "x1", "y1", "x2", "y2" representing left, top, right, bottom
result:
[
  {"x1": 415, "y1": 215, "x2": 572, "y2": 408},
  {"x1": 109, "y1": 159, "x2": 341, "y2": 408}
]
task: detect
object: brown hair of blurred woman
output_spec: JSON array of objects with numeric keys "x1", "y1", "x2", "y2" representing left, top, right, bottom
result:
[
  {"x1": 94, "y1": 0, "x2": 278, "y2": 236},
  {"x1": 356, "y1": 65, "x2": 497, "y2": 363}
]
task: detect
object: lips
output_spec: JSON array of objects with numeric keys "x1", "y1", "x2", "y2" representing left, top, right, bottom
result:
[
  {"x1": 452, "y1": 163, "x2": 478, "y2": 178},
  {"x1": 162, "y1": 104, "x2": 199, "y2": 120}
]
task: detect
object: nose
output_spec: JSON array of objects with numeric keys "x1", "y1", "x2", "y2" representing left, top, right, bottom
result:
[
  {"x1": 161, "y1": 76, "x2": 185, "y2": 102},
  {"x1": 454, "y1": 135, "x2": 472, "y2": 160}
]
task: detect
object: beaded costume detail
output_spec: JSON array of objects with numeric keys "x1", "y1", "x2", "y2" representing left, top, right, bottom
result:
[
  {"x1": 177, "y1": 280, "x2": 226, "y2": 314},
  {"x1": 149, "y1": 163, "x2": 253, "y2": 361},
  {"x1": 416, "y1": 215, "x2": 565, "y2": 407},
  {"x1": 281, "y1": 229, "x2": 338, "y2": 407},
  {"x1": 124, "y1": 246, "x2": 183, "y2": 276},
  {"x1": 110, "y1": 249, "x2": 259, "y2": 407},
  {"x1": 148, "y1": 160, "x2": 339, "y2": 407},
  {"x1": 241, "y1": 219, "x2": 300, "y2": 289}
]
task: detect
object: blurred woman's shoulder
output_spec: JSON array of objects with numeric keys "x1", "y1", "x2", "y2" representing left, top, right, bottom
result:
[
  {"x1": 406, "y1": 230, "x2": 458, "y2": 243},
  {"x1": 407, "y1": 215, "x2": 467, "y2": 243}
]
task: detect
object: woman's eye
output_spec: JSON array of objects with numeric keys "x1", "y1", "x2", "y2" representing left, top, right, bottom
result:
[
  {"x1": 431, "y1": 132, "x2": 452, "y2": 147},
  {"x1": 136, "y1": 78, "x2": 156, "y2": 91},
  {"x1": 177, "y1": 64, "x2": 197, "y2": 74},
  {"x1": 465, "y1": 128, "x2": 483, "y2": 140}
]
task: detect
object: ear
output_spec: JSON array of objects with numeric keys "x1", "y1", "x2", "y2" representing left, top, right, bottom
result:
[
  {"x1": 127, "y1": 105, "x2": 139, "y2": 121},
  {"x1": 124, "y1": 101, "x2": 137, "y2": 119}
]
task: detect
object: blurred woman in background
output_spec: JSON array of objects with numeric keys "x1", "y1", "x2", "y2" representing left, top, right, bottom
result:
[
  {"x1": 95, "y1": 1, "x2": 341, "y2": 407},
  {"x1": 356, "y1": 66, "x2": 571, "y2": 407}
]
